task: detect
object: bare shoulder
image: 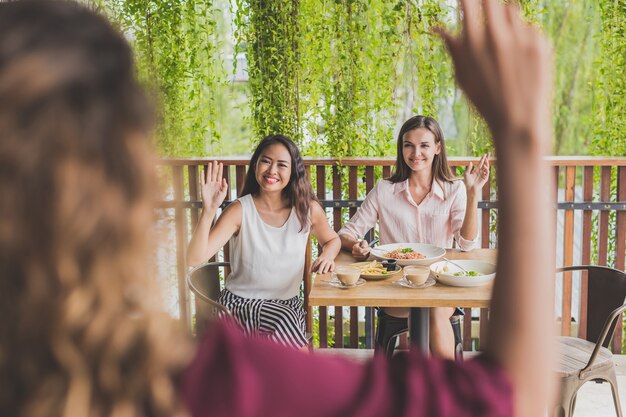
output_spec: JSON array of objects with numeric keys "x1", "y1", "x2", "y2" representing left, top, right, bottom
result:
[
  {"x1": 309, "y1": 199, "x2": 325, "y2": 219},
  {"x1": 216, "y1": 199, "x2": 242, "y2": 228},
  {"x1": 221, "y1": 199, "x2": 242, "y2": 216}
]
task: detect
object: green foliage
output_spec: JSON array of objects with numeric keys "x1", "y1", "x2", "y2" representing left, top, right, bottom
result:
[
  {"x1": 234, "y1": 0, "x2": 302, "y2": 143},
  {"x1": 591, "y1": 0, "x2": 626, "y2": 157},
  {"x1": 90, "y1": 0, "x2": 227, "y2": 156},
  {"x1": 90, "y1": 0, "x2": 626, "y2": 160}
]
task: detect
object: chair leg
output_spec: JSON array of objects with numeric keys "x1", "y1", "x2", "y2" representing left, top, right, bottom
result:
[
  {"x1": 554, "y1": 378, "x2": 580, "y2": 417},
  {"x1": 450, "y1": 315, "x2": 463, "y2": 361},
  {"x1": 376, "y1": 311, "x2": 465, "y2": 360},
  {"x1": 607, "y1": 370, "x2": 624, "y2": 417},
  {"x1": 375, "y1": 310, "x2": 408, "y2": 359}
]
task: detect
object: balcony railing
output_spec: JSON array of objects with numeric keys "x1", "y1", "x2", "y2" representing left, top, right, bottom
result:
[{"x1": 157, "y1": 156, "x2": 626, "y2": 353}]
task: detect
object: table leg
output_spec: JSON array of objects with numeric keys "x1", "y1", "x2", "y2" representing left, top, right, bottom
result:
[{"x1": 409, "y1": 307, "x2": 430, "y2": 353}]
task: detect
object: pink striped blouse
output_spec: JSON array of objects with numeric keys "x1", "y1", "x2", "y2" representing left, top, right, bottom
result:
[{"x1": 338, "y1": 179, "x2": 478, "y2": 250}]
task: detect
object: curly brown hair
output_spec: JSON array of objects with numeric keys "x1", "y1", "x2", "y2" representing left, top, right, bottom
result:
[{"x1": 0, "y1": 2, "x2": 191, "y2": 417}]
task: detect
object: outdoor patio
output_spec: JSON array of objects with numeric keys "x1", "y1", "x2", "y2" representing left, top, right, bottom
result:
[
  {"x1": 156, "y1": 155, "x2": 626, "y2": 414},
  {"x1": 159, "y1": 156, "x2": 626, "y2": 353}
]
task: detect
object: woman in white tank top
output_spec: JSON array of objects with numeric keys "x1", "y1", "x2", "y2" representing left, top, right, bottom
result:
[{"x1": 187, "y1": 135, "x2": 341, "y2": 348}]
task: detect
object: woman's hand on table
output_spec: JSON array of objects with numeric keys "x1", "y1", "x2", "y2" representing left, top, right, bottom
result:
[
  {"x1": 351, "y1": 240, "x2": 371, "y2": 261},
  {"x1": 311, "y1": 254, "x2": 335, "y2": 274}
]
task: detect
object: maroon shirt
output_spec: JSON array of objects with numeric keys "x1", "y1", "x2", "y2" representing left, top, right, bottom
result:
[{"x1": 182, "y1": 322, "x2": 512, "y2": 417}]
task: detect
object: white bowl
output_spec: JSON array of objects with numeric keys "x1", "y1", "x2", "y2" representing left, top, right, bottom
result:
[
  {"x1": 370, "y1": 243, "x2": 446, "y2": 266},
  {"x1": 430, "y1": 260, "x2": 496, "y2": 287}
]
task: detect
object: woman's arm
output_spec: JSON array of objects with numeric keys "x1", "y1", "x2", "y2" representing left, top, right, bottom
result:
[
  {"x1": 449, "y1": 182, "x2": 477, "y2": 251},
  {"x1": 436, "y1": 1, "x2": 555, "y2": 417},
  {"x1": 459, "y1": 153, "x2": 490, "y2": 243},
  {"x1": 310, "y1": 202, "x2": 341, "y2": 273},
  {"x1": 338, "y1": 182, "x2": 381, "y2": 259},
  {"x1": 186, "y1": 161, "x2": 241, "y2": 266}
]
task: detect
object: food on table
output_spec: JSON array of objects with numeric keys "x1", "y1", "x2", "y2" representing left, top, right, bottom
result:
[
  {"x1": 383, "y1": 247, "x2": 426, "y2": 260},
  {"x1": 358, "y1": 261, "x2": 390, "y2": 275},
  {"x1": 453, "y1": 271, "x2": 482, "y2": 277}
]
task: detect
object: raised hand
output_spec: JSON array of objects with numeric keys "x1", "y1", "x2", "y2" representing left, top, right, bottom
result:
[
  {"x1": 464, "y1": 152, "x2": 490, "y2": 194},
  {"x1": 201, "y1": 161, "x2": 228, "y2": 212},
  {"x1": 435, "y1": 0, "x2": 553, "y2": 153}
]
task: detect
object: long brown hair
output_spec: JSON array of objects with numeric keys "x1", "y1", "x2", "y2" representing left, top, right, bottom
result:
[
  {"x1": 387, "y1": 115, "x2": 456, "y2": 184},
  {"x1": 241, "y1": 134, "x2": 318, "y2": 231},
  {"x1": 0, "y1": 2, "x2": 189, "y2": 417}
]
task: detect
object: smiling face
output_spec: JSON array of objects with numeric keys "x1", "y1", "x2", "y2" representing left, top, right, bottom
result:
[
  {"x1": 402, "y1": 128, "x2": 441, "y2": 173},
  {"x1": 254, "y1": 143, "x2": 293, "y2": 193}
]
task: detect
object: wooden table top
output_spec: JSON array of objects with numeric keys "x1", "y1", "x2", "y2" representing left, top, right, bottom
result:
[{"x1": 308, "y1": 248, "x2": 497, "y2": 308}]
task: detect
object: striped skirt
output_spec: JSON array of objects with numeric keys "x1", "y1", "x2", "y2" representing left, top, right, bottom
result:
[{"x1": 219, "y1": 289, "x2": 308, "y2": 349}]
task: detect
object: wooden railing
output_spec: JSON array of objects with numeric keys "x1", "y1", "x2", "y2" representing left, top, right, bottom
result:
[{"x1": 157, "y1": 156, "x2": 626, "y2": 353}]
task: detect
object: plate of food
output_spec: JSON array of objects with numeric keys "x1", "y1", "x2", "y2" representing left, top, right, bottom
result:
[
  {"x1": 429, "y1": 260, "x2": 496, "y2": 287},
  {"x1": 350, "y1": 261, "x2": 403, "y2": 280},
  {"x1": 370, "y1": 243, "x2": 446, "y2": 266}
]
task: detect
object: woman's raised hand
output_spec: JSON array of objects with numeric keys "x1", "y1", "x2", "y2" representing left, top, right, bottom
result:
[
  {"x1": 464, "y1": 152, "x2": 490, "y2": 195},
  {"x1": 201, "y1": 161, "x2": 228, "y2": 212}
]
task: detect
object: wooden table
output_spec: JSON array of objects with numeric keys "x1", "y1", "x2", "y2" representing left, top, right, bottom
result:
[{"x1": 309, "y1": 248, "x2": 497, "y2": 353}]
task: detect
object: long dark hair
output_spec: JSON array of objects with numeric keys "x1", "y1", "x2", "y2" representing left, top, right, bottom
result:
[
  {"x1": 241, "y1": 134, "x2": 318, "y2": 231},
  {"x1": 0, "y1": 2, "x2": 189, "y2": 417},
  {"x1": 387, "y1": 115, "x2": 455, "y2": 184}
]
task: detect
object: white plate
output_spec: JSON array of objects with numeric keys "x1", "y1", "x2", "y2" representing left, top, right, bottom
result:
[
  {"x1": 370, "y1": 243, "x2": 446, "y2": 266},
  {"x1": 395, "y1": 276, "x2": 436, "y2": 289},
  {"x1": 430, "y1": 260, "x2": 496, "y2": 287},
  {"x1": 329, "y1": 278, "x2": 366, "y2": 289}
]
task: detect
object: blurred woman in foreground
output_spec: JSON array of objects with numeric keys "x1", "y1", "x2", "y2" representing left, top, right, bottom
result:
[
  {"x1": 0, "y1": 3, "x2": 190, "y2": 417},
  {"x1": 0, "y1": 1, "x2": 555, "y2": 417}
]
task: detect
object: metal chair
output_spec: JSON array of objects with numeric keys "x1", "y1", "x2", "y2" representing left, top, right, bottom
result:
[
  {"x1": 187, "y1": 261, "x2": 232, "y2": 335},
  {"x1": 553, "y1": 265, "x2": 626, "y2": 417}
]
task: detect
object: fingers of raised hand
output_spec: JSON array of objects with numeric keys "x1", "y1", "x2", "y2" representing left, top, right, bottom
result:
[
  {"x1": 459, "y1": 0, "x2": 482, "y2": 44},
  {"x1": 204, "y1": 161, "x2": 224, "y2": 184},
  {"x1": 212, "y1": 161, "x2": 220, "y2": 182},
  {"x1": 480, "y1": 153, "x2": 491, "y2": 178}
]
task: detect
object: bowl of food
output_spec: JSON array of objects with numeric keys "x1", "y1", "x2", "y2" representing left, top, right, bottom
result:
[
  {"x1": 370, "y1": 243, "x2": 446, "y2": 266},
  {"x1": 430, "y1": 260, "x2": 496, "y2": 287}
]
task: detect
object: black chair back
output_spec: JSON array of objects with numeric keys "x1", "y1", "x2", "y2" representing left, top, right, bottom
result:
[{"x1": 559, "y1": 266, "x2": 626, "y2": 346}]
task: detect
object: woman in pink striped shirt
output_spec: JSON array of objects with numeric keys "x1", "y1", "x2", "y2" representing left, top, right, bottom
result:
[{"x1": 338, "y1": 115, "x2": 490, "y2": 359}]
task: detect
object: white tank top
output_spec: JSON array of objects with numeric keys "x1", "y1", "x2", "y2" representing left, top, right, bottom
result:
[{"x1": 225, "y1": 194, "x2": 310, "y2": 300}]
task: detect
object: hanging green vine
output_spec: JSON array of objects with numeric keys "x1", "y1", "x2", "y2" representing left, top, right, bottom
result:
[
  {"x1": 234, "y1": 0, "x2": 301, "y2": 143},
  {"x1": 592, "y1": 0, "x2": 626, "y2": 157},
  {"x1": 88, "y1": 0, "x2": 223, "y2": 156}
]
